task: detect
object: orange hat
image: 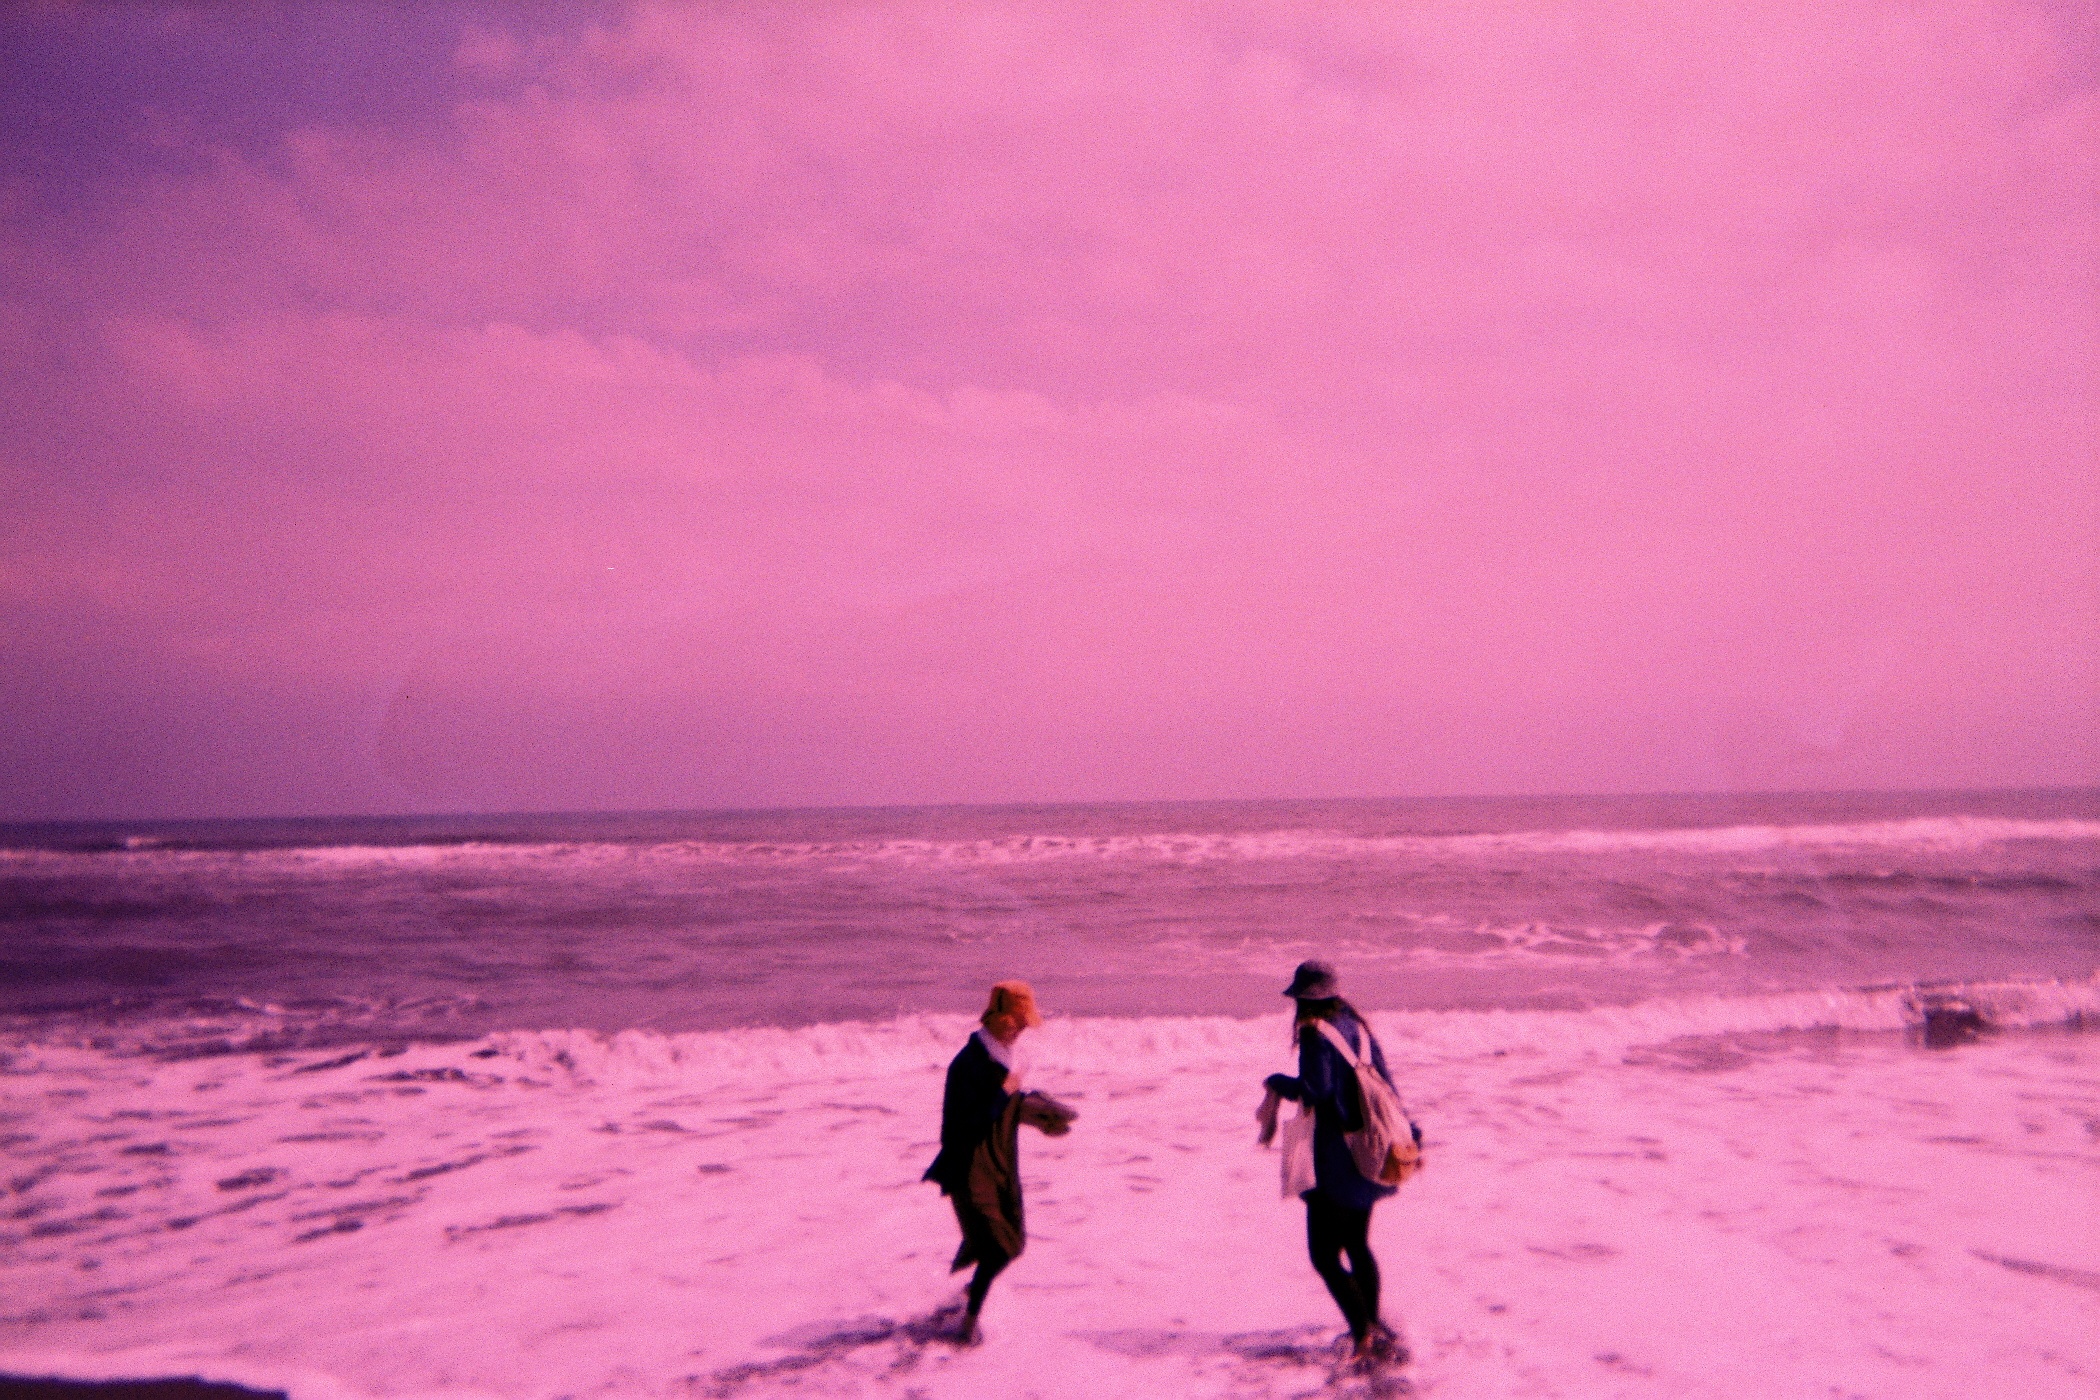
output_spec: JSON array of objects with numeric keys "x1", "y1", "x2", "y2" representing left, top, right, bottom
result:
[{"x1": 982, "y1": 980, "x2": 1044, "y2": 1030}]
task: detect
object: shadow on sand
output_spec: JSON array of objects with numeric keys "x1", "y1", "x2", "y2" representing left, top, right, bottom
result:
[
  {"x1": 698, "y1": 1301, "x2": 976, "y2": 1396},
  {"x1": 698, "y1": 1315, "x2": 1410, "y2": 1398},
  {"x1": 1074, "y1": 1326, "x2": 1412, "y2": 1397}
]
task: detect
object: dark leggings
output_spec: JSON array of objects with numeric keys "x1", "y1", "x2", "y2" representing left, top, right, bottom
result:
[
  {"x1": 1305, "y1": 1191, "x2": 1380, "y2": 1339},
  {"x1": 952, "y1": 1201, "x2": 1012, "y2": 1317}
]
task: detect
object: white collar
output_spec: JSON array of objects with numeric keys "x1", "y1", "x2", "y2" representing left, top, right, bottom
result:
[{"x1": 974, "y1": 1027, "x2": 1026, "y2": 1079}]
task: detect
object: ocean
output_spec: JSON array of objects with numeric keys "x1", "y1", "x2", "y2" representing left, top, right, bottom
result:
[
  {"x1": 5, "y1": 788, "x2": 2096, "y2": 1052},
  {"x1": 3, "y1": 789, "x2": 2096, "y2": 1398}
]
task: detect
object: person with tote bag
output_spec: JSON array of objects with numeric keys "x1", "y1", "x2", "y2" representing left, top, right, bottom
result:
[{"x1": 1257, "y1": 961, "x2": 1416, "y2": 1367}]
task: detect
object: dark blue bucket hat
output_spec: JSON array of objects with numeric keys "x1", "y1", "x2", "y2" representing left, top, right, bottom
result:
[{"x1": 1282, "y1": 960, "x2": 1338, "y2": 1000}]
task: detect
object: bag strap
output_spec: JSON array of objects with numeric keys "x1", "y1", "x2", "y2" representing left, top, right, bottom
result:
[
  {"x1": 1314, "y1": 1018, "x2": 1404, "y2": 1102},
  {"x1": 1316, "y1": 1020, "x2": 1420, "y2": 1130},
  {"x1": 1312, "y1": 1018, "x2": 1365, "y2": 1068}
]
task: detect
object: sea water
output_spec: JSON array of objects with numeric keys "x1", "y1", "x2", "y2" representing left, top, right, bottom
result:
[
  {"x1": 5, "y1": 789, "x2": 2097, "y2": 1049},
  {"x1": 2, "y1": 790, "x2": 2096, "y2": 1398}
]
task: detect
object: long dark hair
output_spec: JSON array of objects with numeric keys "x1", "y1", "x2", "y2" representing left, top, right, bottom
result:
[{"x1": 1292, "y1": 995, "x2": 1365, "y2": 1046}]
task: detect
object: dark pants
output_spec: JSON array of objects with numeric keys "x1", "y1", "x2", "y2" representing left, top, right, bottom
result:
[
  {"x1": 950, "y1": 1199, "x2": 1012, "y2": 1316},
  {"x1": 1305, "y1": 1191, "x2": 1380, "y2": 1339}
]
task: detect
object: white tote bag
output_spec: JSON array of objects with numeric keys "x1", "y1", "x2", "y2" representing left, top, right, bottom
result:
[{"x1": 1279, "y1": 1105, "x2": 1318, "y2": 1198}]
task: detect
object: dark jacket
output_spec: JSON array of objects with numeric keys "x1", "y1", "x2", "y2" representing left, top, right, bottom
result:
[
  {"x1": 1265, "y1": 1008, "x2": 1399, "y2": 1211},
  {"x1": 924, "y1": 1033, "x2": 1011, "y2": 1195}
]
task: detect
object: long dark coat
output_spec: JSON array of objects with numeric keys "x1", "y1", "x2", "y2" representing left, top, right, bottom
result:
[{"x1": 923, "y1": 1033, "x2": 1010, "y2": 1196}]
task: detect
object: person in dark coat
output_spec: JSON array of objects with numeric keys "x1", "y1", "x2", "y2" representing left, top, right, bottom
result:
[
  {"x1": 924, "y1": 980, "x2": 1045, "y2": 1342},
  {"x1": 1263, "y1": 960, "x2": 1404, "y2": 1363}
]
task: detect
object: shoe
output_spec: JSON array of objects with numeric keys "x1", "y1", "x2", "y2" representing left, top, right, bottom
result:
[{"x1": 1367, "y1": 1320, "x2": 1409, "y2": 1366}]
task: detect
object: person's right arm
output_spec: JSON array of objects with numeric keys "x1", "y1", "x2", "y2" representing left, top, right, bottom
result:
[
  {"x1": 1266, "y1": 1025, "x2": 1335, "y2": 1106},
  {"x1": 1264, "y1": 1025, "x2": 1311, "y2": 1102}
]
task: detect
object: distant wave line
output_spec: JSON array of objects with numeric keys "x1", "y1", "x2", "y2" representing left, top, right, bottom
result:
[{"x1": 4, "y1": 815, "x2": 2096, "y2": 870}]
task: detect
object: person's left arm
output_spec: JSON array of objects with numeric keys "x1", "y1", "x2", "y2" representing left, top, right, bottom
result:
[{"x1": 945, "y1": 1046, "x2": 1010, "y2": 1149}]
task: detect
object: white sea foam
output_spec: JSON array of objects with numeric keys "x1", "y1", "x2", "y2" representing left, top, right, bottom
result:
[
  {"x1": 1290, "y1": 917, "x2": 1748, "y2": 966},
  {"x1": 468, "y1": 975, "x2": 2100, "y2": 1091},
  {"x1": 7, "y1": 977, "x2": 2086, "y2": 1084}
]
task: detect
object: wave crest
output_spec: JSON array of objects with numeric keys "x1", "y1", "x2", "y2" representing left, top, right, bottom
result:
[{"x1": 474, "y1": 975, "x2": 2100, "y2": 1088}]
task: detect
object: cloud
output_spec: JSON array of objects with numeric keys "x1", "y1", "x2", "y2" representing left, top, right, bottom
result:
[{"x1": 0, "y1": 0, "x2": 2093, "y2": 815}]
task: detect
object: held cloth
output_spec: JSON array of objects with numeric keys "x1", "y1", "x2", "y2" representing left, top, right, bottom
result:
[{"x1": 1257, "y1": 1086, "x2": 1318, "y2": 1199}]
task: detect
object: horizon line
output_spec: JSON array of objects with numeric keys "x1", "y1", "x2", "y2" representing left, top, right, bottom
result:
[{"x1": 6, "y1": 782, "x2": 2097, "y2": 830}]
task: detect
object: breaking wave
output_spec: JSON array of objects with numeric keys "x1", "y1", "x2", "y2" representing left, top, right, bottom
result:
[
  {"x1": 464, "y1": 974, "x2": 2100, "y2": 1089},
  {"x1": 4, "y1": 977, "x2": 2092, "y2": 1130}
]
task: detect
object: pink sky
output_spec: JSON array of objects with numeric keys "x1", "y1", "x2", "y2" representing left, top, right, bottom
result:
[{"x1": 1, "y1": 2, "x2": 2094, "y2": 818}]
